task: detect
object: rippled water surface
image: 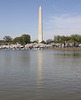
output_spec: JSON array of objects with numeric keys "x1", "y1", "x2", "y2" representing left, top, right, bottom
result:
[{"x1": 0, "y1": 50, "x2": 81, "y2": 100}]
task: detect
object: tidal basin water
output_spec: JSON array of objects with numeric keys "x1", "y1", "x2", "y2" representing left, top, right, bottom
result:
[{"x1": 0, "y1": 50, "x2": 81, "y2": 100}]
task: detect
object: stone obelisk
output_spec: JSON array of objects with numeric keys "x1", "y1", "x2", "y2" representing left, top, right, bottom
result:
[{"x1": 38, "y1": 6, "x2": 43, "y2": 43}]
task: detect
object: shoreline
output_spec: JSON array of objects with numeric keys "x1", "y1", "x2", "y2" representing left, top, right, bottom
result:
[
  {"x1": 44, "y1": 47, "x2": 81, "y2": 51},
  {"x1": 0, "y1": 47, "x2": 81, "y2": 51}
]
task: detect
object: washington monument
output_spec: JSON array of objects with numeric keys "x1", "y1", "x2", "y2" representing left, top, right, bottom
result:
[{"x1": 38, "y1": 6, "x2": 43, "y2": 43}]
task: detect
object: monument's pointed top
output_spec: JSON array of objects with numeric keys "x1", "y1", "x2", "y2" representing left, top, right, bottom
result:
[{"x1": 39, "y1": 6, "x2": 42, "y2": 9}]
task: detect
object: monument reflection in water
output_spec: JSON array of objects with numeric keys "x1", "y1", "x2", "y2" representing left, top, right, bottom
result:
[{"x1": 37, "y1": 50, "x2": 43, "y2": 89}]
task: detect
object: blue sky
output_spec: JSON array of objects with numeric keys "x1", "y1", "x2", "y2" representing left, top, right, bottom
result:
[{"x1": 0, "y1": 0, "x2": 81, "y2": 41}]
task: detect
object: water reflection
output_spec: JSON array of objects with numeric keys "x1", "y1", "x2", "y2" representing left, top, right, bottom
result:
[
  {"x1": 37, "y1": 51, "x2": 43, "y2": 88},
  {"x1": 1, "y1": 50, "x2": 81, "y2": 100},
  {"x1": 56, "y1": 53, "x2": 81, "y2": 57}
]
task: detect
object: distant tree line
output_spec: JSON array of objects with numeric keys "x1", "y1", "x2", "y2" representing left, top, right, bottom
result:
[
  {"x1": 1, "y1": 34, "x2": 81, "y2": 48},
  {"x1": 54, "y1": 34, "x2": 81, "y2": 47},
  {"x1": 0, "y1": 34, "x2": 30, "y2": 45},
  {"x1": 40, "y1": 34, "x2": 81, "y2": 47}
]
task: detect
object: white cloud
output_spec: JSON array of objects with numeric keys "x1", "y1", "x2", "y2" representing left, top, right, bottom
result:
[{"x1": 44, "y1": 14, "x2": 81, "y2": 40}]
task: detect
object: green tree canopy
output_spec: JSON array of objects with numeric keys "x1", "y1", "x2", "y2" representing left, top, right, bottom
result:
[
  {"x1": 3, "y1": 36, "x2": 12, "y2": 42},
  {"x1": 54, "y1": 35, "x2": 61, "y2": 43},
  {"x1": 21, "y1": 34, "x2": 30, "y2": 44},
  {"x1": 13, "y1": 34, "x2": 31, "y2": 45},
  {"x1": 54, "y1": 34, "x2": 81, "y2": 47},
  {"x1": 69, "y1": 34, "x2": 80, "y2": 47},
  {"x1": 13, "y1": 37, "x2": 23, "y2": 44}
]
